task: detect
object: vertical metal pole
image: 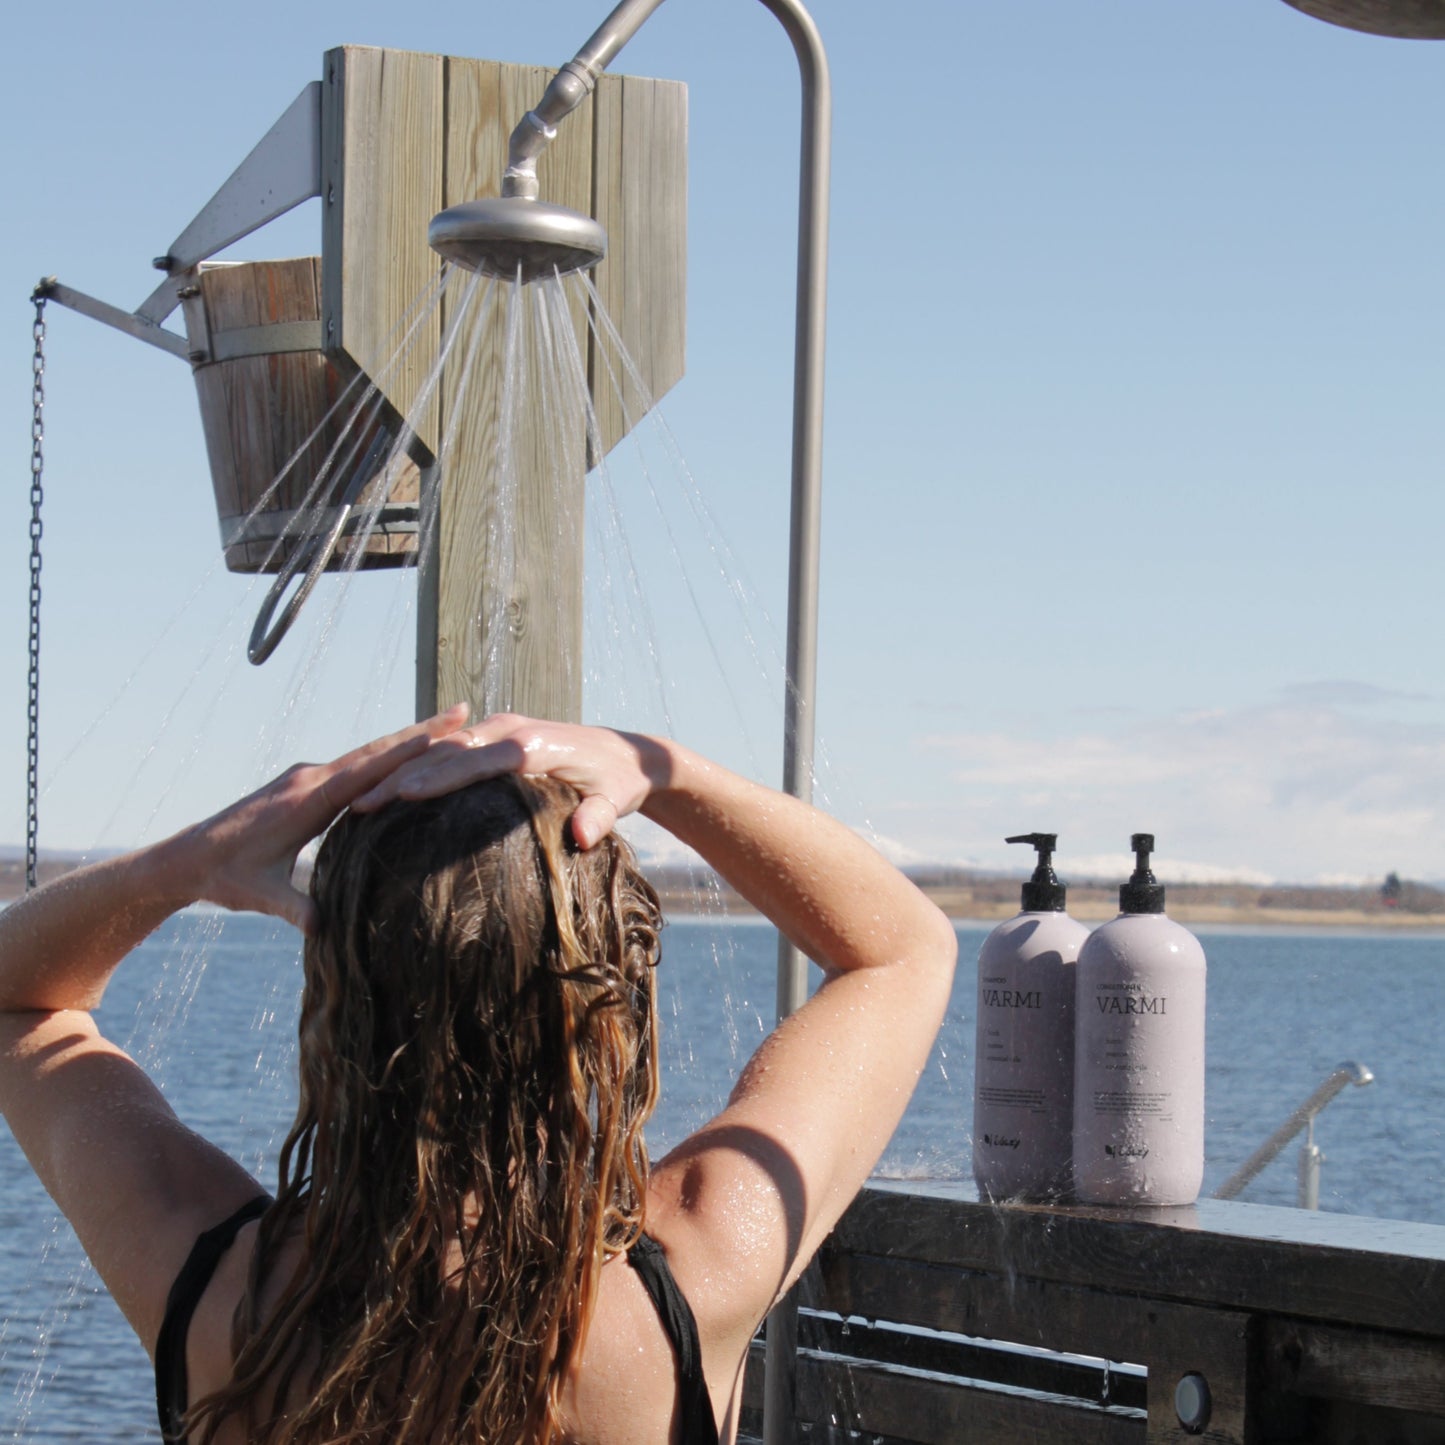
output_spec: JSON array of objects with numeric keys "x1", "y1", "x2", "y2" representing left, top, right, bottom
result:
[
  {"x1": 414, "y1": 460, "x2": 441, "y2": 721},
  {"x1": 1298, "y1": 1120, "x2": 1322, "y2": 1210},
  {"x1": 756, "y1": 3, "x2": 831, "y2": 1441}
]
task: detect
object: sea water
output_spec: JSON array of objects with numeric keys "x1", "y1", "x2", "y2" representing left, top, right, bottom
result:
[{"x1": 1, "y1": 916, "x2": 1442, "y2": 1437}]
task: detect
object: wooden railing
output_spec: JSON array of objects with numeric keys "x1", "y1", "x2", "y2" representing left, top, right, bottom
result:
[{"x1": 740, "y1": 1181, "x2": 1445, "y2": 1443}]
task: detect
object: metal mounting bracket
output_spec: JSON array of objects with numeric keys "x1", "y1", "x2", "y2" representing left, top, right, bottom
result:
[
  {"x1": 146, "y1": 81, "x2": 323, "y2": 311},
  {"x1": 34, "y1": 278, "x2": 190, "y2": 360},
  {"x1": 43, "y1": 80, "x2": 323, "y2": 353}
]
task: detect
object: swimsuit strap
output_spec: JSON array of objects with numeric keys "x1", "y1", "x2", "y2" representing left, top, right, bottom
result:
[
  {"x1": 158, "y1": 1208, "x2": 719, "y2": 1444},
  {"x1": 155, "y1": 1194, "x2": 272, "y2": 1443},
  {"x1": 628, "y1": 1231, "x2": 720, "y2": 1445}
]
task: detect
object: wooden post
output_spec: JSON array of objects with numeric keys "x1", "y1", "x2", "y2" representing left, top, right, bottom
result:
[{"x1": 322, "y1": 45, "x2": 686, "y2": 724}]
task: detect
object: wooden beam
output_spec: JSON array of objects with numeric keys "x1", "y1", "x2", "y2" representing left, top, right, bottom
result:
[
  {"x1": 1262, "y1": 1318, "x2": 1445, "y2": 1417},
  {"x1": 323, "y1": 44, "x2": 685, "y2": 723},
  {"x1": 423, "y1": 59, "x2": 594, "y2": 722},
  {"x1": 831, "y1": 1186, "x2": 1445, "y2": 1337}
]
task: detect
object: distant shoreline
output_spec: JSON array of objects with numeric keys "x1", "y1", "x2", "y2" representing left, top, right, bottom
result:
[
  {"x1": 650, "y1": 872, "x2": 1445, "y2": 933},
  {"x1": 651, "y1": 891, "x2": 1445, "y2": 931},
  {"x1": 8, "y1": 859, "x2": 1444, "y2": 933}
]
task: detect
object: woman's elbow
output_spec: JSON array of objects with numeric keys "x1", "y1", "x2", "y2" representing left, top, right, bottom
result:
[{"x1": 918, "y1": 896, "x2": 958, "y2": 976}]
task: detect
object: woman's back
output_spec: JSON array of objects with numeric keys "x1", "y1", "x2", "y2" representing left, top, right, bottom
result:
[
  {"x1": 0, "y1": 713, "x2": 956, "y2": 1444},
  {"x1": 173, "y1": 1212, "x2": 733, "y2": 1444}
]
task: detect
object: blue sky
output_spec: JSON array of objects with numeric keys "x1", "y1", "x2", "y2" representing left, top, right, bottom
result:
[{"x1": 2, "y1": 0, "x2": 1442, "y2": 885}]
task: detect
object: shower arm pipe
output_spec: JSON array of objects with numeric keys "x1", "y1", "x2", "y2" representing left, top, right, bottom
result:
[{"x1": 502, "y1": 0, "x2": 669, "y2": 198}]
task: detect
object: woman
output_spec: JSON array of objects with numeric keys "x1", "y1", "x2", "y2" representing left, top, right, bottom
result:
[{"x1": 0, "y1": 712, "x2": 956, "y2": 1443}]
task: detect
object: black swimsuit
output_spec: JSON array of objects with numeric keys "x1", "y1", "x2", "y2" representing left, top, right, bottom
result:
[
  {"x1": 154, "y1": 1199, "x2": 720, "y2": 1445},
  {"x1": 154, "y1": 1194, "x2": 270, "y2": 1441}
]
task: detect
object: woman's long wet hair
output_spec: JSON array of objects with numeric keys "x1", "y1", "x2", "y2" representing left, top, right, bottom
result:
[{"x1": 186, "y1": 775, "x2": 663, "y2": 1444}]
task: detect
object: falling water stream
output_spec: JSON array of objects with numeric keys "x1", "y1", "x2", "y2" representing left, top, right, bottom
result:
[
  {"x1": 0, "y1": 256, "x2": 852, "y2": 1437},
  {"x1": 9, "y1": 253, "x2": 1442, "y2": 1441}
]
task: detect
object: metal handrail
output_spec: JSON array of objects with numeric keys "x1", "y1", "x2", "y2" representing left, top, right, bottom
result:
[{"x1": 1213, "y1": 1061, "x2": 1374, "y2": 1208}]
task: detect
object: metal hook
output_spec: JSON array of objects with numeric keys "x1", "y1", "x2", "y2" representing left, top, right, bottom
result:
[{"x1": 247, "y1": 430, "x2": 393, "y2": 664}]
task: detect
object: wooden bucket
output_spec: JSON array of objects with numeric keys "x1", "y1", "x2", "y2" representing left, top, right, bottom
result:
[{"x1": 180, "y1": 257, "x2": 422, "y2": 574}]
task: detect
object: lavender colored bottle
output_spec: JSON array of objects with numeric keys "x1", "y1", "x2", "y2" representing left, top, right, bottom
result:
[
  {"x1": 972, "y1": 834, "x2": 1089, "y2": 1202},
  {"x1": 1072, "y1": 834, "x2": 1206, "y2": 1206}
]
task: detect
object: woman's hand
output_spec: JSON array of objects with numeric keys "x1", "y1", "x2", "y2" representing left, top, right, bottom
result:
[
  {"x1": 351, "y1": 713, "x2": 672, "y2": 849},
  {"x1": 180, "y1": 706, "x2": 469, "y2": 931}
]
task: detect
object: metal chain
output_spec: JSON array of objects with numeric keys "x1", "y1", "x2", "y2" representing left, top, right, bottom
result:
[{"x1": 26, "y1": 286, "x2": 49, "y2": 892}]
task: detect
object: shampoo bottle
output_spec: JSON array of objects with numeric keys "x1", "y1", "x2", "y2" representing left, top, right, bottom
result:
[
  {"x1": 1073, "y1": 834, "x2": 1206, "y2": 1206},
  {"x1": 973, "y1": 833, "x2": 1090, "y2": 1201}
]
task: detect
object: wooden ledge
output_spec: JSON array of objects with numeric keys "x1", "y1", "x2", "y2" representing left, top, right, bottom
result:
[{"x1": 829, "y1": 1181, "x2": 1445, "y2": 1338}]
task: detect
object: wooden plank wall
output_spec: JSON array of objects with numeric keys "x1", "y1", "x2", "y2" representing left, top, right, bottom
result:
[
  {"x1": 772, "y1": 1186, "x2": 1445, "y2": 1445},
  {"x1": 322, "y1": 44, "x2": 686, "y2": 724}
]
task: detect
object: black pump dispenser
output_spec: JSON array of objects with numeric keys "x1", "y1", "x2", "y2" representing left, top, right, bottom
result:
[
  {"x1": 1119, "y1": 833, "x2": 1166, "y2": 914},
  {"x1": 1006, "y1": 833, "x2": 1066, "y2": 912}
]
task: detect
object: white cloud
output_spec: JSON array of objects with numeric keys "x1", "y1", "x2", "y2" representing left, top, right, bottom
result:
[
  {"x1": 897, "y1": 697, "x2": 1445, "y2": 883},
  {"x1": 1277, "y1": 680, "x2": 1432, "y2": 708},
  {"x1": 1064, "y1": 854, "x2": 1277, "y2": 887}
]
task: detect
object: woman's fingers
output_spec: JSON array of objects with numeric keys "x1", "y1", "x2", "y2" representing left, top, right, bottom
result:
[
  {"x1": 245, "y1": 869, "x2": 319, "y2": 935},
  {"x1": 349, "y1": 736, "x2": 521, "y2": 810},
  {"x1": 349, "y1": 716, "x2": 666, "y2": 849},
  {"x1": 570, "y1": 792, "x2": 620, "y2": 849},
  {"x1": 319, "y1": 705, "x2": 471, "y2": 810}
]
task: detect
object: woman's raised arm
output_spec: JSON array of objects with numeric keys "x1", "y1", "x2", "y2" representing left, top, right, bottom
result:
[
  {"x1": 0, "y1": 707, "x2": 467, "y2": 1350},
  {"x1": 356, "y1": 715, "x2": 958, "y2": 1341}
]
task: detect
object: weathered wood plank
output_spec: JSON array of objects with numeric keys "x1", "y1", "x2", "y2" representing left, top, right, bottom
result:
[
  {"x1": 1263, "y1": 1317, "x2": 1445, "y2": 1417},
  {"x1": 589, "y1": 75, "x2": 687, "y2": 458},
  {"x1": 833, "y1": 1186, "x2": 1445, "y2": 1337},
  {"x1": 322, "y1": 45, "x2": 443, "y2": 454},
  {"x1": 426, "y1": 61, "x2": 592, "y2": 721},
  {"x1": 493, "y1": 64, "x2": 589, "y2": 721},
  {"x1": 587, "y1": 74, "x2": 626, "y2": 458},
  {"x1": 427, "y1": 54, "x2": 504, "y2": 719},
  {"x1": 645, "y1": 76, "x2": 686, "y2": 411}
]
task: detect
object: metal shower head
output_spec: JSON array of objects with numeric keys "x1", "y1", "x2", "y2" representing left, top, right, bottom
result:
[{"x1": 427, "y1": 197, "x2": 607, "y2": 282}]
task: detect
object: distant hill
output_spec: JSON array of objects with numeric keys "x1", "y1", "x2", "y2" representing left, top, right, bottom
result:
[
  {"x1": 0, "y1": 847, "x2": 120, "y2": 900},
  {"x1": 645, "y1": 863, "x2": 1445, "y2": 929},
  {"x1": 7, "y1": 852, "x2": 1444, "y2": 928}
]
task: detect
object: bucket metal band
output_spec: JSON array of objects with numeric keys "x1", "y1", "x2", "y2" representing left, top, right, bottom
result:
[
  {"x1": 220, "y1": 500, "x2": 419, "y2": 550},
  {"x1": 194, "y1": 320, "x2": 325, "y2": 366}
]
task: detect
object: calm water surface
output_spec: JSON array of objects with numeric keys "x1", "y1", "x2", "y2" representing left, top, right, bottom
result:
[{"x1": 2, "y1": 915, "x2": 1442, "y2": 1437}]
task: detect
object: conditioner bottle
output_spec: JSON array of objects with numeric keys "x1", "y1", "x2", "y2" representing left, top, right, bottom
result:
[
  {"x1": 1073, "y1": 834, "x2": 1206, "y2": 1206},
  {"x1": 973, "y1": 833, "x2": 1090, "y2": 1201}
]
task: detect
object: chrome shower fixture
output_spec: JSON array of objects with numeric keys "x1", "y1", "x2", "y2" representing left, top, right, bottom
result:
[{"x1": 427, "y1": 197, "x2": 607, "y2": 281}]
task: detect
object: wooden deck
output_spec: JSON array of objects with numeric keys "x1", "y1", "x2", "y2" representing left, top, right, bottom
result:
[{"x1": 741, "y1": 1181, "x2": 1445, "y2": 1443}]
